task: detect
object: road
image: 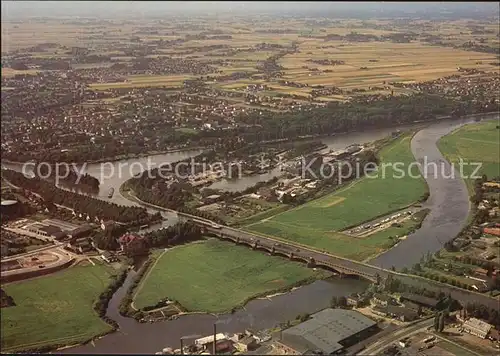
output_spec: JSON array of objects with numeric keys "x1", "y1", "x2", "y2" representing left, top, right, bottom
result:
[
  {"x1": 360, "y1": 317, "x2": 435, "y2": 355},
  {"x1": 0, "y1": 242, "x2": 64, "y2": 262},
  {"x1": 1, "y1": 247, "x2": 75, "y2": 278},
  {"x1": 209, "y1": 226, "x2": 500, "y2": 309},
  {"x1": 124, "y1": 191, "x2": 500, "y2": 310}
]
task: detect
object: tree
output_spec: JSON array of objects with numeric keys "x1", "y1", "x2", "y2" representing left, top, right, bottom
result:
[
  {"x1": 486, "y1": 264, "x2": 493, "y2": 277},
  {"x1": 297, "y1": 313, "x2": 310, "y2": 322},
  {"x1": 338, "y1": 296, "x2": 347, "y2": 308},
  {"x1": 438, "y1": 313, "x2": 445, "y2": 333},
  {"x1": 330, "y1": 296, "x2": 338, "y2": 308},
  {"x1": 434, "y1": 312, "x2": 440, "y2": 332}
]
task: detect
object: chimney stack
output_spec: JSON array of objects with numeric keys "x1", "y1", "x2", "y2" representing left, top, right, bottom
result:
[{"x1": 213, "y1": 323, "x2": 217, "y2": 355}]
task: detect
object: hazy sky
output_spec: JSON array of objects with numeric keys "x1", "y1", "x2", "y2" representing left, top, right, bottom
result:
[{"x1": 2, "y1": 1, "x2": 498, "y2": 19}]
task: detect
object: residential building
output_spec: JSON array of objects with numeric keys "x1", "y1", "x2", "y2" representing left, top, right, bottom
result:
[
  {"x1": 399, "y1": 293, "x2": 439, "y2": 309},
  {"x1": 234, "y1": 335, "x2": 257, "y2": 352},
  {"x1": 67, "y1": 237, "x2": 93, "y2": 254},
  {"x1": 385, "y1": 306, "x2": 419, "y2": 322},
  {"x1": 118, "y1": 233, "x2": 148, "y2": 256},
  {"x1": 347, "y1": 295, "x2": 368, "y2": 308},
  {"x1": 462, "y1": 318, "x2": 493, "y2": 339},
  {"x1": 275, "y1": 308, "x2": 378, "y2": 355},
  {"x1": 101, "y1": 220, "x2": 115, "y2": 231},
  {"x1": 194, "y1": 333, "x2": 229, "y2": 352},
  {"x1": 403, "y1": 301, "x2": 422, "y2": 314},
  {"x1": 371, "y1": 294, "x2": 392, "y2": 307}
]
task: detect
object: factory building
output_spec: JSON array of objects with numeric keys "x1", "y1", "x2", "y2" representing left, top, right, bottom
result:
[
  {"x1": 275, "y1": 308, "x2": 378, "y2": 354},
  {"x1": 462, "y1": 318, "x2": 493, "y2": 339}
]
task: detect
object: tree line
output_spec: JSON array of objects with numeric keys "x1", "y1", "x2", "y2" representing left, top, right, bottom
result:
[
  {"x1": 34, "y1": 163, "x2": 100, "y2": 193},
  {"x1": 2, "y1": 169, "x2": 150, "y2": 224}
]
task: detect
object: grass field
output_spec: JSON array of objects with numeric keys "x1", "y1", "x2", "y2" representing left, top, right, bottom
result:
[
  {"x1": 1, "y1": 264, "x2": 115, "y2": 352},
  {"x1": 438, "y1": 119, "x2": 500, "y2": 192},
  {"x1": 133, "y1": 239, "x2": 326, "y2": 313},
  {"x1": 245, "y1": 133, "x2": 427, "y2": 260}
]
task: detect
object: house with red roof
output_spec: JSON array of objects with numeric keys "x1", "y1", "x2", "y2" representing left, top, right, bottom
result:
[{"x1": 118, "y1": 233, "x2": 148, "y2": 256}]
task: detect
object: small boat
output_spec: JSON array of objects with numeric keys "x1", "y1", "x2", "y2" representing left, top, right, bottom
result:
[{"x1": 108, "y1": 188, "x2": 114, "y2": 198}]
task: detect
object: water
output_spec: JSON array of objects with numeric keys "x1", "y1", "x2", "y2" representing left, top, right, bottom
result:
[
  {"x1": 61, "y1": 273, "x2": 368, "y2": 354},
  {"x1": 369, "y1": 115, "x2": 496, "y2": 269},
  {"x1": 4, "y1": 115, "x2": 496, "y2": 353},
  {"x1": 208, "y1": 122, "x2": 427, "y2": 192}
]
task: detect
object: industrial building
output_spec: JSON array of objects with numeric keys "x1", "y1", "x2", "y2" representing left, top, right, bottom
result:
[
  {"x1": 462, "y1": 318, "x2": 493, "y2": 339},
  {"x1": 25, "y1": 223, "x2": 66, "y2": 239},
  {"x1": 275, "y1": 308, "x2": 378, "y2": 355},
  {"x1": 21, "y1": 218, "x2": 92, "y2": 241}
]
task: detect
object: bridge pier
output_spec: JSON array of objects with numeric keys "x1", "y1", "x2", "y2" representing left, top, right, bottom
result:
[{"x1": 307, "y1": 257, "x2": 316, "y2": 268}]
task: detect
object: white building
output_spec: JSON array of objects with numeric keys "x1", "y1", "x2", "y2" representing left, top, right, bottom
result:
[{"x1": 462, "y1": 318, "x2": 493, "y2": 339}]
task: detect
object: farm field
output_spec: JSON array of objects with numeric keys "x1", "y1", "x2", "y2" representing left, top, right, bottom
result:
[
  {"x1": 3, "y1": 18, "x2": 498, "y2": 100},
  {"x1": 133, "y1": 239, "x2": 326, "y2": 313},
  {"x1": 246, "y1": 133, "x2": 428, "y2": 261},
  {"x1": 437, "y1": 119, "x2": 500, "y2": 192},
  {"x1": 1, "y1": 264, "x2": 115, "y2": 352}
]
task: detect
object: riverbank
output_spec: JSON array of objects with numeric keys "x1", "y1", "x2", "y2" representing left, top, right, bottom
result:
[
  {"x1": 245, "y1": 132, "x2": 428, "y2": 261},
  {"x1": 6, "y1": 112, "x2": 497, "y2": 169},
  {"x1": 59, "y1": 114, "x2": 500, "y2": 354},
  {"x1": 132, "y1": 239, "x2": 329, "y2": 314},
  {"x1": 368, "y1": 115, "x2": 496, "y2": 269},
  {"x1": 0, "y1": 146, "x2": 207, "y2": 166}
]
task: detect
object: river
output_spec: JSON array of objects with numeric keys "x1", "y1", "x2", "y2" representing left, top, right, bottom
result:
[
  {"x1": 2, "y1": 115, "x2": 496, "y2": 353},
  {"x1": 368, "y1": 115, "x2": 495, "y2": 269},
  {"x1": 62, "y1": 272, "x2": 368, "y2": 354}
]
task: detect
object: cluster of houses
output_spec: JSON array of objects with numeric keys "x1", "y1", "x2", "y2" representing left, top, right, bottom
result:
[
  {"x1": 392, "y1": 70, "x2": 500, "y2": 105},
  {"x1": 369, "y1": 293, "x2": 440, "y2": 322}
]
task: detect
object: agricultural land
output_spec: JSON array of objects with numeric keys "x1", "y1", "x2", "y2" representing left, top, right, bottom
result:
[
  {"x1": 1, "y1": 7, "x2": 500, "y2": 353},
  {"x1": 245, "y1": 134, "x2": 428, "y2": 261},
  {"x1": 133, "y1": 239, "x2": 328, "y2": 313},
  {"x1": 1, "y1": 263, "x2": 116, "y2": 352},
  {"x1": 437, "y1": 119, "x2": 500, "y2": 193}
]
